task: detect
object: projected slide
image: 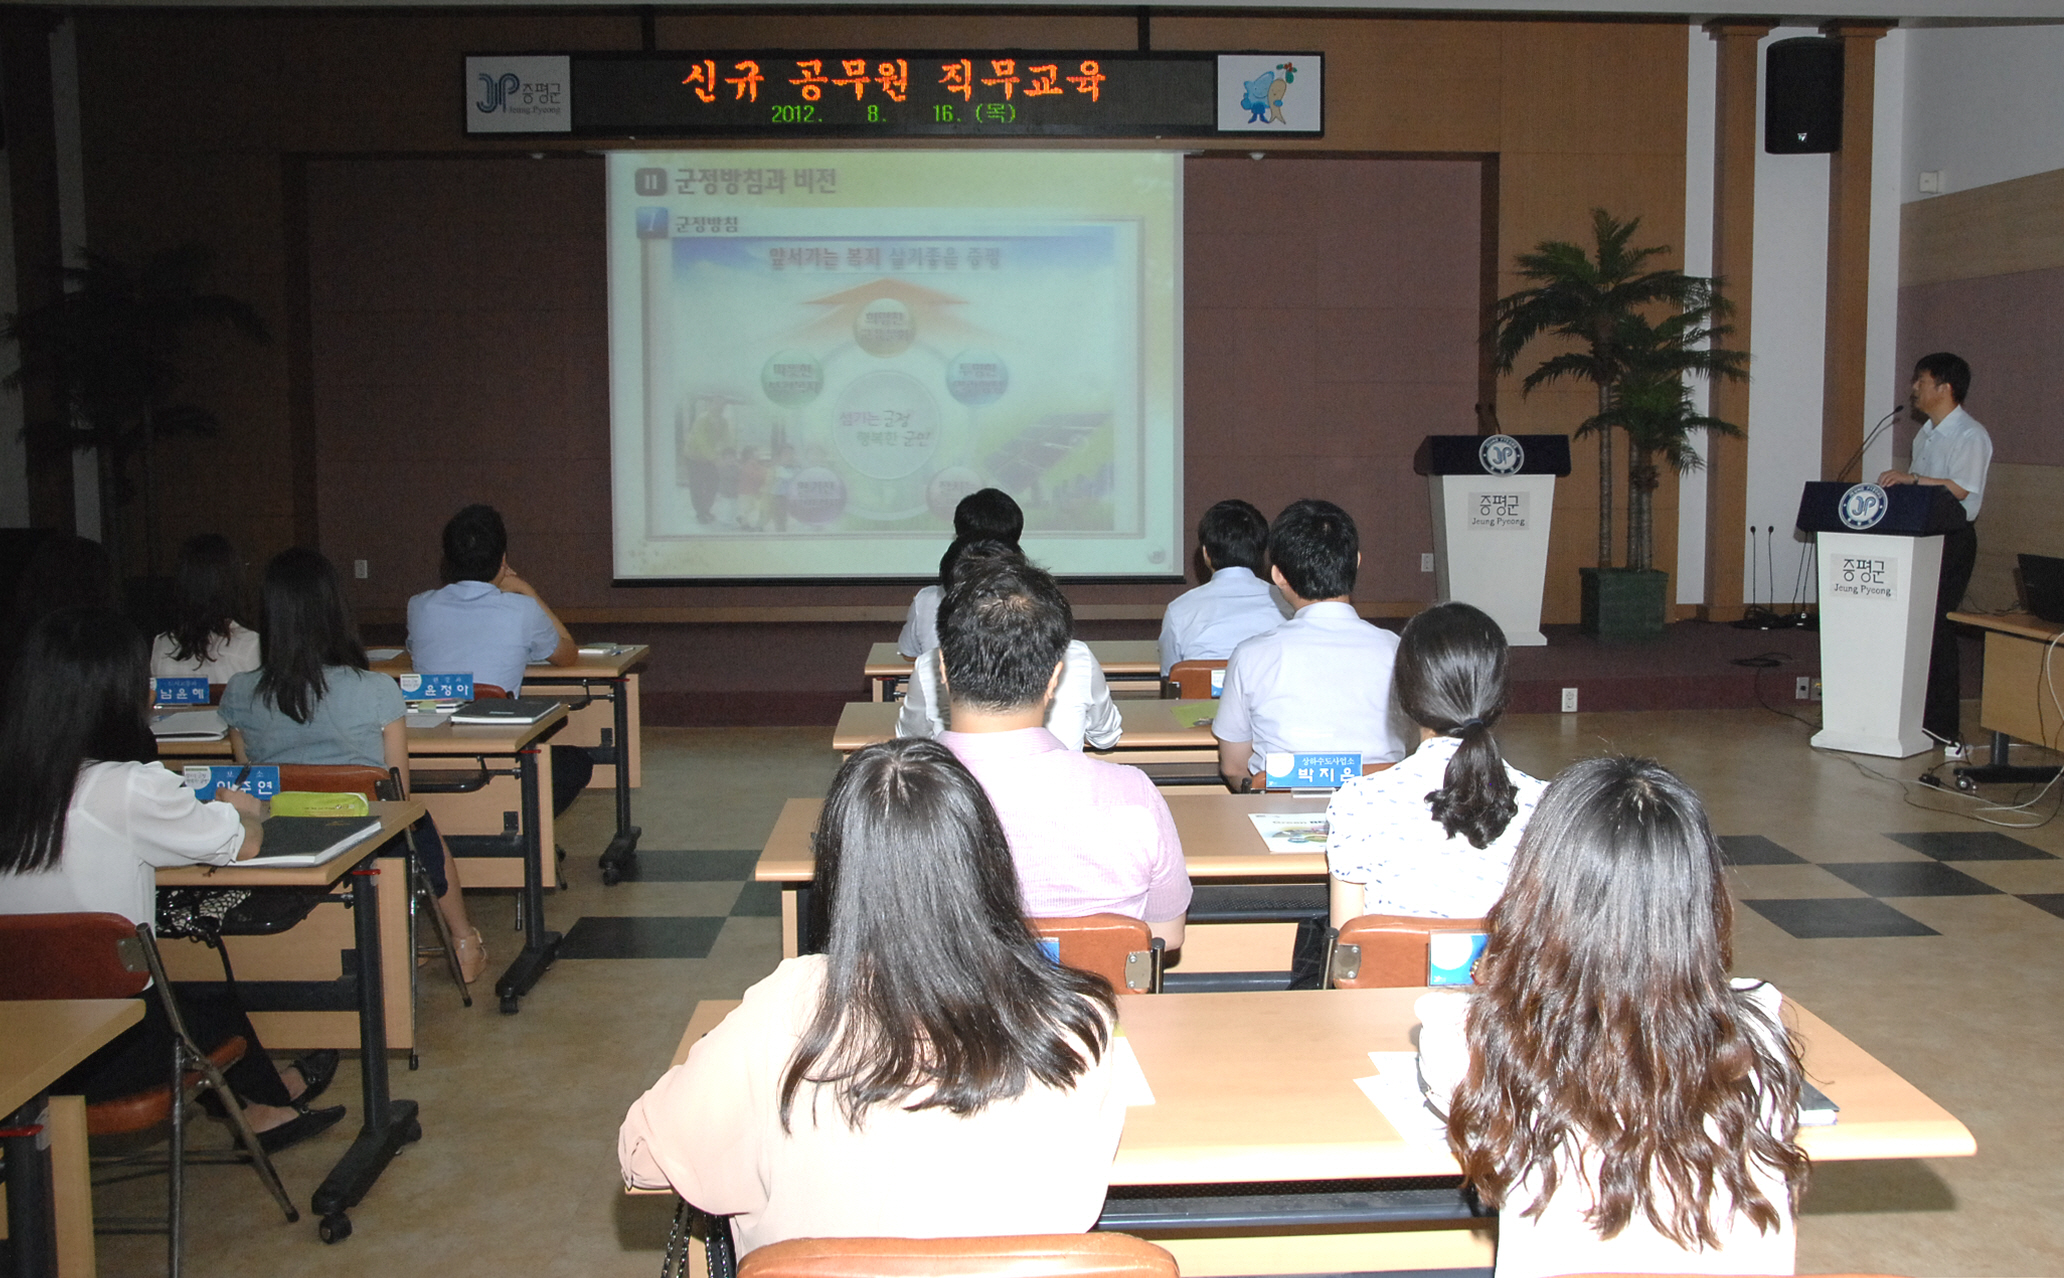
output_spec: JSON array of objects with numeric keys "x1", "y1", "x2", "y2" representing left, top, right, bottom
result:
[{"x1": 606, "y1": 151, "x2": 1181, "y2": 580}]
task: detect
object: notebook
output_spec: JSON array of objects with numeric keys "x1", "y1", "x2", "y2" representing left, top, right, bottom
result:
[
  {"x1": 250, "y1": 816, "x2": 385, "y2": 867},
  {"x1": 151, "y1": 709, "x2": 228, "y2": 740},
  {"x1": 449, "y1": 697, "x2": 561, "y2": 725}
]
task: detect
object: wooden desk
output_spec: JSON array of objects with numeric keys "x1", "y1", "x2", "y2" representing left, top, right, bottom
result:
[
  {"x1": 1947, "y1": 611, "x2": 2063, "y2": 783},
  {"x1": 756, "y1": 792, "x2": 1325, "y2": 969},
  {"x1": 404, "y1": 710, "x2": 568, "y2": 1014},
  {"x1": 833, "y1": 699, "x2": 1219, "y2": 766},
  {"x1": 1, "y1": 999, "x2": 144, "y2": 1277},
  {"x1": 374, "y1": 647, "x2": 650, "y2": 885},
  {"x1": 662, "y1": 988, "x2": 1972, "y2": 1276},
  {"x1": 164, "y1": 800, "x2": 425, "y2": 1245},
  {"x1": 866, "y1": 640, "x2": 1164, "y2": 701}
]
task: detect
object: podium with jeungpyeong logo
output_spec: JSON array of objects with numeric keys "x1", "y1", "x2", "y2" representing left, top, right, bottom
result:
[
  {"x1": 1415, "y1": 435, "x2": 1571, "y2": 647},
  {"x1": 1796, "y1": 481, "x2": 1966, "y2": 758}
]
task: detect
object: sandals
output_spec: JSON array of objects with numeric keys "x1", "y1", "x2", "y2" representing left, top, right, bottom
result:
[{"x1": 454, "y1": 928, "x2": 489, "y2": 985}]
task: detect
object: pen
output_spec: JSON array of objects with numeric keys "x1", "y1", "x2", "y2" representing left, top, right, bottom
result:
[{"x1": 232, "y1": 765, "x2": 251, "y2": 794}]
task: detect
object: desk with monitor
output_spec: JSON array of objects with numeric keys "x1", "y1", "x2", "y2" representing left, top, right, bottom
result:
[
  {"x1": 1945, "y1": 610, "x2": 2063, "y2": 786},
  {"x1": 660, "y1": 987, "x2": 1974, "y2": 1276}
]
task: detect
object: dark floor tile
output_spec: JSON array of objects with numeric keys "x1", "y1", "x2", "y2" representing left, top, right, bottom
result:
[
  {"x1": 1720, "y1": 835, "x2": 1806, "y2": 865},
  {"x1": 730, "y1": 881, "x2": 784, "y2": 917},
  {"x1": 1882, "y1": 831, "x2": 2056, "y2": 862},
  {"x1": 1743, "y1": 898, "x2": 1940, "y2": 939},
  {"x1": 1821, "y1": 861, "x2": 2001, "y2": 897},
  {"x1": 2021, "y1": 894, "x2": 2064, "y2": 921},
  {"x1": 558, "y1": 916, "x2": 725, "y2": 959},
  {"x1": 628, "y1": 850, "x2": 759, "y2": 881}
]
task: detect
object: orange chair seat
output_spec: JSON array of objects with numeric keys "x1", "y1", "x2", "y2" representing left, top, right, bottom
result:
[
  {"x1": 739, "y1": 1233, "x2": 1178, "y2": 1278},
  {"x1": 87, "y1": 1036, "x2": 247, "y2": 1136}
]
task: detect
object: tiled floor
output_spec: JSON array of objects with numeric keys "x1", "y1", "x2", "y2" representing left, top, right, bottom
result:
[{"x1": 95, "y1": 712, "x2": 2064, "y2": 1278}]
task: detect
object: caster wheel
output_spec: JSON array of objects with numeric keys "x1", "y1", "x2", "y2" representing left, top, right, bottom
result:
[
  {"x1": 319, "y1": 1214, "x2": 352, "y2": 1244},
  {"x1": 601, "y1": 864, "x2": 622, "y2": 887},
  {"x1": 404, "y1": 1118, "x2": 423, "y2": 1144},
  {"x1": 499, "y1": 994, "x2": 520, "y2": 1015}
]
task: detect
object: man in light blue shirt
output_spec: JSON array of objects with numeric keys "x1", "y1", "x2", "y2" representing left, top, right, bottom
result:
[
  {"x1": 1158, "y1": 499, "x2": 1289, "y2": 675},
  {"x1": 408, "y1": 504, "x2": 590, "y2": 810}
]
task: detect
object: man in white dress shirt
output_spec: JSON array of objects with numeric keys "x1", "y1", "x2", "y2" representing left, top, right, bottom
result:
[
  {"x1": 1158, "y1": 499, "x2": 1290, "y2": 676},
  {"x1": 1878, "y1": 352, "x2": 1992, "y2": 749},
  {"x1": 1214, "y1": 499, "x2": 1407, "y2": 790},
  {"x1": 896, "y1": 488, "x2": 1022, "y2": 658}
]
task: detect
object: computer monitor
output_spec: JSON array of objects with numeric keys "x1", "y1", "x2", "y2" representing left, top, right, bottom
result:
[{"x1": 2019, "y1": 554, "x2": 2064, "y2": 624}]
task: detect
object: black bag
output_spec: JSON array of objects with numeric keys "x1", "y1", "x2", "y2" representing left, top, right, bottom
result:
[{"x1": 156, "y1": 885, "x2": 337, "y2": 986}]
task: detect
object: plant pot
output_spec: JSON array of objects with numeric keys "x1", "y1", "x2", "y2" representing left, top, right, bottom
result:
[{"x1": 1580, "y1": 567, "x2": 1668, "y2": 641}]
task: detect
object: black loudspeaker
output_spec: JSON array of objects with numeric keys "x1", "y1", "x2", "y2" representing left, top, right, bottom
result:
[{"x1": 1766, "y1": 37, "x2": 1843, "y2": 154}]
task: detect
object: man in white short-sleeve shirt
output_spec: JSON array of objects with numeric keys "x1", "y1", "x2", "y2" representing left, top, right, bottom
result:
[
  {"x1": 897, "y1": 487, "x2": 1023, "y2": 658},
  {"x1": 1214, "y1": 499, "x2": 1407, "y2": 789},
  {"x1": 1878, "y1": 353, "x2": 1993, "y2": 747},
  {"x1": 1158, "y1": 499, "x2": 1290, "y2": 676}
]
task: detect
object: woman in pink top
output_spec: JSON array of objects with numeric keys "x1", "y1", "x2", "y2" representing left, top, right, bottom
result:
[{"x1": 619, "y1": 738, "x2": 1126, "y2": 1253}]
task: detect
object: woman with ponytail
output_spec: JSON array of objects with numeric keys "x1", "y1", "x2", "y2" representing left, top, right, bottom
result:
[{"x1": 1326, "y1": 602, "x2": 1543, "y2": 924}]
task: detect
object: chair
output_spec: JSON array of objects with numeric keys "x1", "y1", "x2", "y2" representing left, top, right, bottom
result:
[
  {"x1": 275, "y1": 763, "x2": 472, "y2": 1013},
  {"x1": 1325, "y1": 913, "x2": 1488, "y2": 988},
  {"x1": 0, "y1": 914, "x2": 298, "y2": 1277},
  {"x1": 406, "y1": 683, "x2": 509, "y2": 797},
  {"x1": 1163, "y1": 659, "x2": 1226, "y2": 700},
  {"x1": 1030, "y1": 915, "x2": 1163, "y2": 993},
  {"x1": 738, "y1": 1233, "x2": 1180, "y2": 1278}
]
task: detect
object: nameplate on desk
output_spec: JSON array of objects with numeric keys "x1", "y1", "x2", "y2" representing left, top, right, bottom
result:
[
  {"x1": 397, "y1": 672, "x2": 474, "y2": 702},
  {"x1": 1427, "y1": 931, "x2": 1488, "y2": 986},
  {"x1": 1210, "y1": 667, "x2": 1225, "y2": 697},
  {"x1": 153, "y1": 676, "x2": 210, "y2": 706},
  {"x1": 1263, "y1": 751, "x2": 1361, "y2": 789},
  {"x1": 183, "y1": 765, "x2": 281, "y2": 801}
]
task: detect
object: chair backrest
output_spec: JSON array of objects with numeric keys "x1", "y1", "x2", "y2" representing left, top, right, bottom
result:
[
  {"x1": 1329, "y1": 912, "x2": 1488, "y2": 989},
  {"x1": 275, "y1": 763, "x2": 399, "y2": 800},
  {"x1": 474, "y1": 683, "x2": 510, "y2": 700},
  {"x1": 0, "y1": 911, "x2": 152, "y2": 1000},
  {"x1": 1030, "y1": 914, "x2": 1162, "y2": 994},
  {"x1": 739, "y1": 1233, "x2": 1179, "y2": 1278},
  {"x1": 1164, "y1": 659, "x2": 1226, "y2": 700},
  {"x1": 1551, "y1": 1274, "x2": 1907, "y2": 1278},
  {"x1": 1253, "y1": 759, "x2": 1393, "y2": 793}
]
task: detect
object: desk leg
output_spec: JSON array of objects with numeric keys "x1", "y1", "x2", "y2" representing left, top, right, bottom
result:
[
  {"x1": 495, "y1": 745, "x2": 561, "y2": 1014},
  {"x1": 310, "y1": 861, "x2": 421, "y2": 1244},
  {"x1": 598, "y1": 676, "x2": 641, "y2": 886},
  {"x1": 2, "y1": 1093, "x2": 56, "y2": 1278},
  {"x1": 1954, "y1": 729, "x2": 2064, "y2": 787}
]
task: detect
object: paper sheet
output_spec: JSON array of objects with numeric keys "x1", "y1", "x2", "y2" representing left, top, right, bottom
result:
[
  {"x1": 1246, "y1": 812, "x2": 1330, "y2": 852},
  {"x1": 1109, "y1": 1034, "x2": 1155, "y2": 1107},
  {"x1": 150, "y1": 708, "x2": 226, "y2": 740},
  {"x1": 1353, "y1": 1051, "x2": 1449, "y2": 1145}
]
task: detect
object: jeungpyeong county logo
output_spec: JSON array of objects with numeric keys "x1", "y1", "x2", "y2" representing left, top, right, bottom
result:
[
  {"x1": 1478, "y1": 434, "x2": 1525, "y2": 476},
  {"x1": 1838, "y1": 482, "x2": 1889, "y2": 531},
  {"x1": 464, "y1": 56, "x2": 572, "y2": 133}
]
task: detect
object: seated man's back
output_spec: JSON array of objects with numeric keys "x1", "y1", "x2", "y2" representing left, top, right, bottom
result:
[
  {"x1": 1160, "y1": 498, "x2": 1287, "y2": 674},
  {"x1": 408, "y1": 580, "x2": 557, "y2": 692}
]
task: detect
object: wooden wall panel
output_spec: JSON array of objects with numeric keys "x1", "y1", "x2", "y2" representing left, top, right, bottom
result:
[{"x1": 1900, "y1": 167, "x2": 2064, "y2": 288}]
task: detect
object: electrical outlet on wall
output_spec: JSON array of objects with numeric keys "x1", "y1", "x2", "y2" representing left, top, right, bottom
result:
[
  {"x1": 1795, "y1": 676, "x2": 1811, "y2": 700},
  {"x1": 1560, "y1": 687, "x2": 1578, "y2": 713},
  {"x1": 354, "y1": 559, "x2": 369, "y2": 579},
  {"x1": 1918, "y1": 170, "x2": 1944, "y2": 194},
  {"x1": 1420, "y1": 553, "x2": 1434, "y2": 573},
  {"x1": 1810, "y1": 677, "x2": 1823, "y2": 702}
]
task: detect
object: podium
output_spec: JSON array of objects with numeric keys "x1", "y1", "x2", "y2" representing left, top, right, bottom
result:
[
  {"x1": 1795, "y1": 481, "x2": 1966, "y2": 758},
  {"x1": 1415, "y1": 435, "x2": 1571, "y2": 646}
]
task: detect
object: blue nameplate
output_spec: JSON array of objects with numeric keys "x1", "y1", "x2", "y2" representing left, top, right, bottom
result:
[
  {"x1": 153, "y1": 677, "x2": 210, "y2": 706},
  {"x1": 1428, "y1": 931, "x2": 1489, "y2": 986},
  {"x1": 182, "y1": 765, "x2": 281, "y2": 801},
  {"x1": 1038, "y1": 937, "x2": 1062, "y2": 966},
  {"x1": 1263, "y1": 751, "x2": 1362, "y2": 789},
  {"x1": 1209, "y1": 667, "x2": 1225, "y2": 697},
  {"x1": 396, "y1": 672, "x2": 473, "y2": 702}
]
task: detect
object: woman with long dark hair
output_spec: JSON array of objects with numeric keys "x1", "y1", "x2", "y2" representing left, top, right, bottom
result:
[
  {"x1": 220, "y1": 548, "x2": 484, "y2": 981},
  {"x1": 151, "y1": 533, "x2": 260, "y2": 683},
  {"x1": 1417, "y1": 756, "x2": 1809, "y2": 1277},
  {"x1": 1326, "y1": 602, "x2": 1544, "y2": 924},
  {"x1": 619, "y1": 738, "x2": 1126, "y2": 1253},
  {"x1": 0, "y1": 608, "x2": 345, "y2": 1151}
]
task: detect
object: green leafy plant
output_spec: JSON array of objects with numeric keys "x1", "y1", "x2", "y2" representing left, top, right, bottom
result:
[
  {"x1": 3, "y1": 244, "x2": 269, "y2": 576},
  {"x1": 1581, "y1": 363, "x2": 1742, "y2": 572},
  {"x1": 1489, "y1": 210, "x2": 1745, "y2": 569}
]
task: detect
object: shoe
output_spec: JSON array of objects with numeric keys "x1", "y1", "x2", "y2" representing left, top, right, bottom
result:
[
  {"x1": 454, "y1": 928, "x2": 488, "y2": 985},
  {"x1": 288, "y1": 1050, "x2": 340, "y2": 1107},
  {"x1": 256, "y1": 1103, "x2": 347, "y2": 1154}
]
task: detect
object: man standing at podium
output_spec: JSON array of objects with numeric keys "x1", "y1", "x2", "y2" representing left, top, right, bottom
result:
[{"x1": 1878, "y1": 352, "x2": 1992, "y2": 752}]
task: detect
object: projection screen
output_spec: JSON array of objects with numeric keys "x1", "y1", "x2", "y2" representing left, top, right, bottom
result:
[{"x1": 606, "y1": 150, "x2": 1182, "y2": 581}]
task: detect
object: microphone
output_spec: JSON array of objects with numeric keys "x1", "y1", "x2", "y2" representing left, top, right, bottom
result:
[{"x1": 1830, "y1": 405, "x2": 1907, "y2": 485}]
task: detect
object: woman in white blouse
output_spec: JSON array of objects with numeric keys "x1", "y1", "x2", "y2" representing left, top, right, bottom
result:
[
  {"x1": 620, "y1": 738, "x2": 1125, "y2": 1253},
  {"x1": 0, "y1": 607, "x2": 345, "y2": 1153},
  {"x1": 150, "y1": 534, "x2": 261, "y2": 683},
  {"x1": 896, "y1": 540, "x2": 1121, "y2": 752},
  {"x1": 1416, "y1": 756, "x2": 1808, "y2": 1277},
  {"x1": 1326, "y1": 602, "x2": 1544, "y2": 925}
]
